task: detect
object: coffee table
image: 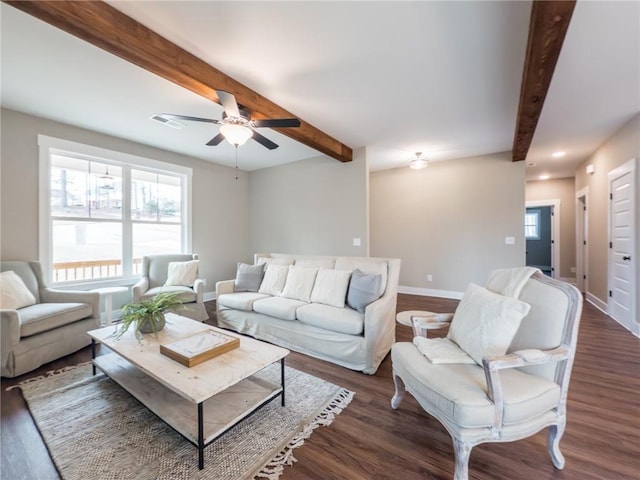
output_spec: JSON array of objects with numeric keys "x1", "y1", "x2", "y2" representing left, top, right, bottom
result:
[{"x1": 87, "y1": 313, "x2": 289, "y2": 470}]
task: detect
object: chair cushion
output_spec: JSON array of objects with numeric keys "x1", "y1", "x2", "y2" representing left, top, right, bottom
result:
[
  {"x1": 217, "y1": 292, "x2": 270, "y2": 311},
  {"x1": 0, "y1": 270, "x2": 37, "y2": 309},
  {"x1": 234, "y1": 262, "x2": 265, "y2": 292},
  {"x1": 297, "y1": 303, "x2": 364, "y2": 335},
  {"x1": 258, "y1": 264, "x2": 289, "y2": 296},
  {"x1": 19, "y1": 303, "x2": 93, "y2": 337},
  {"x1": 252, "y1": 297, "x2": 307, "y2": 321},
  {"x1": 447, "y1": 283, "x2": 530, "y2": 365},
  {"x1": 141, "y1": 286, "x2": 196, "y2": 303},
  {"x1": 391, "y1": 342, "x2": 561, "y2": 428},
  {"x1": 165, "y1": 260, "x2": 199, "y2": 287},
  {"x1": 310, "y1": 268, "x2": 351, "y2": 308},
  {"x1": 281, "y1": 266, "x2": 318, "y2": 303}
]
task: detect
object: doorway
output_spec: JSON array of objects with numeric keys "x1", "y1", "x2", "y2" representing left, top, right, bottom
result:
[
  {"x1": 576, "y1": 188, "x2": 589, "y2": 294},
  {"x1": 608, "y1": 158, "x2": 637, "y2": 333},
  {"x1": 525, "y1": 200, "x2": 560, "y2": 278}
]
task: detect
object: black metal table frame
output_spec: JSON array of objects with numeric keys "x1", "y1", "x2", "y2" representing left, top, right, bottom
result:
[{"x1": 91, "y1": 339, "x2": 286, "y2": 470}]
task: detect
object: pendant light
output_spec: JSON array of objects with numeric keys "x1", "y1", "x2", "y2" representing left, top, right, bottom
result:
[{"x1": 409, "y1": 152, "x2": 429, "y2": 170}]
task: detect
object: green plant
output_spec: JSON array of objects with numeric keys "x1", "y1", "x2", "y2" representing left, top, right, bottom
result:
[{"x1": 114, "y1": 292, "x2": 184, "y2": 339}]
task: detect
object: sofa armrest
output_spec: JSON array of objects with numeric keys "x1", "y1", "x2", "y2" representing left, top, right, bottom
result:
[
  {"x1": 193, "y1": 278, "x2": 205, "y2": 303},
  {"x1": 132, "y1": 277, "x2": 149, "y2": 302},
  {"x1": 1, "y1": 310, "x2": 21, "y2": 368},
  {"x1": 41, "y1": 288, "x2": 100, "y2": 321},
  {"x1": 362, "y1": 294, "x2": 397, "y2": 372},
  {"x1": 216, "y1": 280, "x2": 235, "y2": 296}
]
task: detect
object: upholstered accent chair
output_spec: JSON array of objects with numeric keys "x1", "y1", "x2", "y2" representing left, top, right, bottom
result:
[
  {"x1": 390, "y1": 272, "x2": 583, "y2": 480},
  {"x1": 132, "y1": 253, "x2": 208, "y2": 322},
  {"x1": 0, "y1": 261, "x2": 100, "y2": 378}
]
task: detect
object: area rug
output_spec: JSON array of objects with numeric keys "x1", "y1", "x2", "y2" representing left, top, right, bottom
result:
[{"x1": 11, "y1": 362, "x2": 354, "y2": 480}]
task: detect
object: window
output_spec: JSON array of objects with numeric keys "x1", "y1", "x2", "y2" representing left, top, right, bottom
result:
[
  {"x1": 524, "y1": 210, "x2": 540, "y2": 240},
  {"x1": 39, "y1": 135, "x2": 191, "y2": 285}
]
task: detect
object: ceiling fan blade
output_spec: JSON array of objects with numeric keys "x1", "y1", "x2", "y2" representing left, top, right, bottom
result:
[
  {"x1": 216, "y1": 90, "x2": 241, "y2": 118},
  {"x1": 250, "y1": 118, "x2": 301, "y2": 128},
  {"x1": 205, "y1": 132, "x2": 225, "y2": 146},
  {"x1": 252, "y1": 130, "x2": 279, "y2": 150},
  {"x1": 160, "y1": 113, "x2": 218, "y2": 123}
]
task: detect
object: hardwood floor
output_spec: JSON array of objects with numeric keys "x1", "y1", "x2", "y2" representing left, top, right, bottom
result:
[{"x1": 1, "y1": 295, "x2": 638, "y2": 480}]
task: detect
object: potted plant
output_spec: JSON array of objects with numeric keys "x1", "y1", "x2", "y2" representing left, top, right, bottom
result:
[{"x1": 114, "y1": 292, "x2": 185, "y2": 339}]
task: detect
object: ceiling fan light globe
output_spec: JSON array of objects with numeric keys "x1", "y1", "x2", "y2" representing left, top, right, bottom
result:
[
  {"x1": 409, "y1": 158, "x2": 428, "y2": 170},
  {"x1": 220, "y1": 124, "x2": 252, "y2": 146}
]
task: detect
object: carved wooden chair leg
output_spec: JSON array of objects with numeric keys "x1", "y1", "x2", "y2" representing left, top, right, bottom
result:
[
  {"x1": 547, "y1": 422, "x2": 566, "y2": 469},
  {"x1": 453, "y1": 437, "x2": 472, "y2": 480},
  {"x1": 390, "y1": 373, "x2": 405, "y2": 409}
]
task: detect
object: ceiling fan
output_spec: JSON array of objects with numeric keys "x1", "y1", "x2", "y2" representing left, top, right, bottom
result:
[{"x1": 159, "y1": 90, "x2": 301, "y2": 150}]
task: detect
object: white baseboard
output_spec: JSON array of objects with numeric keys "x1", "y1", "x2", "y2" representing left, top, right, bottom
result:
[
  {"x1": 203, "y1": 291, "x2": 217, "y2": 302},
  {"x1": 398, "y1": 285, "x2": 463, "y2": 300},
  {"x1": 585, "y1": 292, "x2": 639, "y2": 338}
]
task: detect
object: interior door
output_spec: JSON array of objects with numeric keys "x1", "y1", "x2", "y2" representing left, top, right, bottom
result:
[
  {"x1": 526, "y1": 206, "x2": 553, "y2": 276},
  {"x1": 609, "y1": 170, "x2": 636, "y2": 327}
]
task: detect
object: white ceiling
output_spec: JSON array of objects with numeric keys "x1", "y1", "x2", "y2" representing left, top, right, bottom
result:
[{"x1": 2, "y1": 1, "x2": 638, "y2": 180}]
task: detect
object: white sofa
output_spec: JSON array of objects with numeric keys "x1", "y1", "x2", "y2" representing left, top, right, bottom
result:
[{"x1": 216, "y1": 253, "x2": 401, "y2": 374}]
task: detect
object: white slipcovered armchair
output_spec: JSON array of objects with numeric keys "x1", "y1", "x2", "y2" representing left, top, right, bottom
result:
[
  {"x1": 132, "y1": 254, "x2": 208, "y2": 322},
  {"x1": 390, "y1": 271, "x2": 583, "y2": 480}
]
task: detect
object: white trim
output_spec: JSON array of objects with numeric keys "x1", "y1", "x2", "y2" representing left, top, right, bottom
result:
[
  {"x1": 203, "y1": 291, "x2": 217, "y2": 302},
  {"x1": 398, "y1": 285, "x2": 464, "y2": 300},
  {"x1": 575, "y1": 187, "x2": 589, "y2": 294},
  {"x1": 585, "y1": 292, "x2": 608, "y2": 314},
  {"x1": 526, "y1": 199, "x2": 561, "y2": 279},
  {"x1": 607, "y1": 157, "x2": 637, "y2": 331}
]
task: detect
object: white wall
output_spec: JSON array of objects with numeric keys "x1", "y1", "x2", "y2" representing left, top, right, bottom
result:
[
  {"x1": 248, "y1": 148, "x2": 368, "y2": 256},
  {"x1": 0, "y1": 108, "x2": 249, "y2": 296},
  {"x1": 370, "y1": 152, "x2": 526, "y2": 296}
]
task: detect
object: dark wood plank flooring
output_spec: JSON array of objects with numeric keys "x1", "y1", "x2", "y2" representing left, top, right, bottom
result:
[{"x1": 1, "y1": 295, "x2": 638, "y2": 480}]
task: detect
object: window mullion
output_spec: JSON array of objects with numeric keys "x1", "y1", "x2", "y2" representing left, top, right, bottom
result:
[{"x1": 122, "y1": 166, "x2": 133, "y2": 277}]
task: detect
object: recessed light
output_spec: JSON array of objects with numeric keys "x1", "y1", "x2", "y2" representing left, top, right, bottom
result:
[
  {"x1": 539, "y1": 174, "x2": 550, "y2": 180},
  {"x1": 527, "y1": 162, "x2": 536, "y2": 167},
  {"x1": 551, "y1": 151, "x2": 566, "y2": 158}
]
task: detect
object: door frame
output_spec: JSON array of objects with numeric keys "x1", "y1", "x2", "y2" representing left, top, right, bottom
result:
[
  {"x1": 526, "y1": 199, "x2": 561, "y2": 279},
  {"x1": 576, "y1": 187, "x2": 589, "y2": 293},
  {"x1": 607, "y1": 157, "x2": 637, "y2": 335}
]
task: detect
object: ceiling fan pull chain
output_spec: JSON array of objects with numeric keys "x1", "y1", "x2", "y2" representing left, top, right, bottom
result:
[{"x1": 235, "y1": 145, "x2": 239, "y2": 180}]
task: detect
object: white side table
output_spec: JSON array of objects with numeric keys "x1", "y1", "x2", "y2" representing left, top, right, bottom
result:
[
  {"x1": 92, "y1": 286, "x2": 129, "y2": 326},
  {"x1": 396, "y1": 310, "x2": 451, "y2": 337}
]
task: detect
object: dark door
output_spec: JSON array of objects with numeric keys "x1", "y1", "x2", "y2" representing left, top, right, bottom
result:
[{"x1": 525, "y1": 206, "x2": 552, "y2": 276}]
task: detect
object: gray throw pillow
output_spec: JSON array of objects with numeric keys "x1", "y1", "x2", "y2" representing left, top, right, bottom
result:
[
  {"x1": 234, "y1": 262, "x2": 265, "y2": 292},
  {"x1": 347, "y1": 269, "x2": 382, "y2": 313}
]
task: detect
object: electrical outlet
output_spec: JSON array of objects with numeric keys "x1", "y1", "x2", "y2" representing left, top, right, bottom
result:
[
  {"x1": 202, "y1": 278, "x2": 207, "y2": 286},
  {"x1": 570, "y1": 267, "x2": 576, "y2": 273},
  {"x1": 427, "y1": 274, "x2": 433, "y2": 282}
]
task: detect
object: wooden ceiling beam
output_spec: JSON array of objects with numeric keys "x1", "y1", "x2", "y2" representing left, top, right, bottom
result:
[
  {"x1": 5, "y1": 0, "x2": 353, "y2": 163},
  {"x1": 512, "y1": 0, "x2": 576, "y2": 162}
]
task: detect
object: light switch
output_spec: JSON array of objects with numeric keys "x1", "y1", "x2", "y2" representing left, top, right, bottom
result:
[
  {"x1": 505, "y1": 236, "x2": 515, "y2": 245},
  {"x1": 353, "y1": 238, "x2": 361, "y2": 247}
]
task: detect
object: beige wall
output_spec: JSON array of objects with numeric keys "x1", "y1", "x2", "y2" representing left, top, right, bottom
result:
[
  {"x1": 0, "y1": 108, "x2": 249, "y2": 294},
  {"x1": 526, "y1": 177, "x2": 576, "y2": 279},
  {"x1": 370, "y1": 152, "x2": 526, "y2": 294},
  {"x1": 575, "y1": 113, "x2": 640, "y2": 308},
  {"x1": 248, "y1": 148, "x2": 368, "y2": 256}
]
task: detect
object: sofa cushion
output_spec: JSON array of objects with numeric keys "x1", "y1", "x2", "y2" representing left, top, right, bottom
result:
[
  {"x1": 253, "y1": 297, "x2": 307, "y2": 321},
  {"x1": 297, "y1": 303, "x2": 364, "y2": 335},
  {"x1": 165, "y1": 260, "x2": 199, "y2": 287},
  {"x1": 391, "y1": 342, "x2": 561, "y2": 428},
  {"x1": 281, "y1": 266, "x2": 318, "y2": 303},
  {"x1": 310, "y1": 268, "x2": 351, "y2": 308},
  {"x1": 447, "y1": 283, "x2": 530, "y2": 365},
  {"x1": 347, "y1": 269, "x2": 383, "y2": 314},
  {"x1": 234, "y1": 262, "x2": 265, "y2": 292},
  {"x1": 258, "y1": 264, "x2": 289, "y2": 296},
  {"x1": 0, "y1": 270, "x2": 37, "y2": 310},
  {"x1": 335, "y1": 258, "x2": 387, "y2": 296},
  {"x1": 19, "y1": 303, "x2": 93, "y2": 337},
  {"x1": 141, "y1": 286, "x2": 196, "y2": 303},
  {"x1": 218, "y1": 292, "x2": 270, "y2": 311}
]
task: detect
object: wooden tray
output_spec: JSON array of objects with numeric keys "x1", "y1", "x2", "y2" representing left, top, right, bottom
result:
[{"x1": 160, "y1": 330, "x2": 240, "y2": 367}]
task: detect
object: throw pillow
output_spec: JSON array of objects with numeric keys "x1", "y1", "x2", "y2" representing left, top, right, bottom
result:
[
  {"x1": 447, "y1": 283, "x2": 531, "y2": 365},
  {"x1": 258, "y1": 264, "x2": 290, "y2": 296},
  {"x1": 281, "y1": 266, "x2": 319, "y2": 303},
  {"x1": 310, "y1": 269, "x2": 352, "y2": 308},
  {"x1": 234, "y1": 262, "x2": 265, "y2": 292},
  {"x1": 347, "y1": 269, "x2": 382, "y2": 313},
  {"x1": 0, "y1": 270, "x2": 37, "y2": 310},
  {"x1": 165, "y1": 260, "x2": 199, "y2": 287}
]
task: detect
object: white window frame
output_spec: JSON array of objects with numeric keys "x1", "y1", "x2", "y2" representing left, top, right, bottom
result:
[
  {"x1": 524, "y1": 209, "x2": 541, "y2": 240},
  {"x1": 38, "y1": 135, "x2": 192, "y2": 288}
]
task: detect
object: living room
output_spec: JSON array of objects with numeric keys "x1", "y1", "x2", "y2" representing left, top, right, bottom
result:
[{"x1": 1, "y1": 1, "x2": 639, "y2": 479}]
